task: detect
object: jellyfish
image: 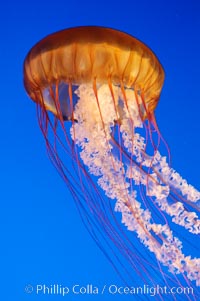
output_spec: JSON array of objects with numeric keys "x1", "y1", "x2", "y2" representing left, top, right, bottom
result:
[{"x1": 23, "y1": 26, "x2": 200, "y2": 300}]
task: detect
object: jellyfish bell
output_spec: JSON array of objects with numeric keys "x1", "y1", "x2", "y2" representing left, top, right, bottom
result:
[
  {"x1": 23, "y1": 26, "x2": 164, "y2": 118},
  {"x1": 23, "y1": 26, "x2": 200, "y2": 300}
]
